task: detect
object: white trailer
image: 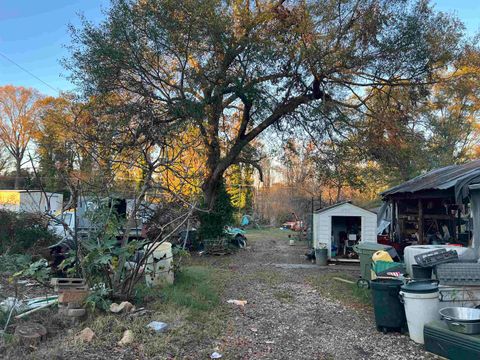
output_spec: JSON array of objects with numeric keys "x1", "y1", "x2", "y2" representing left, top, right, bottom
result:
[{"x1": 0, "y1": 190, "x2": 63, "y2": 214}]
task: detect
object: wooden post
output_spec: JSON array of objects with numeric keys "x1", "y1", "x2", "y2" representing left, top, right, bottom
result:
[
  {"x1": 391, "y1": 200, "x2": 396, "y2": 240},
  {"x1": 418, "y1": 199, "x2": 424, "y2": 244},
  {"x1": 456, "y1": 208, "x2": 461, "y2": 240}
]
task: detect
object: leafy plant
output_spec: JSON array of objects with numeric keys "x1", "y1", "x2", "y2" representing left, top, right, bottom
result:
[
  {"x1": 0, "y1": 210, "x2": 60, "y2": 254},
  {"x1": 13, "y1": 258, "x2": 51, "y2": 287},
  {"x1": 60, "y1": 201, "x2": 149, "y2": 302},
  {"x1": 171, "y1": 246, "x2": 191, "y2": 275},
  {"x1": 84, "y1": 286, "x2": 112, "y2": 312},
  {"x1": 0, "y1": 254, "x2": 32, "y2": 274},
  {"x1": 198, "y1": 181, "x2": 234, "y2": 240}
]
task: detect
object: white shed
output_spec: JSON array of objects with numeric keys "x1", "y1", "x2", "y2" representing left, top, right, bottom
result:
[{"x1": 313, "y1": 201, "x2": 377, "y2": 258}]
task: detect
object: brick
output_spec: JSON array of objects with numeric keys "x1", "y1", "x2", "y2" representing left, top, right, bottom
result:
[
  {"x1": 56, "y1": 285, "x2": 89, "y2": 292},
  {"x1": 58, "y1": 290, "x2": 89, "y2": 304}
]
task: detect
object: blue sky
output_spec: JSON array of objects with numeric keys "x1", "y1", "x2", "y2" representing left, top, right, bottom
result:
[{"x1": 0, "y1": 0, "x2": 479, "y2": 97}]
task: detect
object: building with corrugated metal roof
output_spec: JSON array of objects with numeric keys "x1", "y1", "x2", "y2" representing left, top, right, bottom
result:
[{"x1": 379, "y1": 160, "x2": 480, "y2": 248}]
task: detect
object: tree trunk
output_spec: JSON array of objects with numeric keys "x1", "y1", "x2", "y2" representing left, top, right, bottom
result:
[
  {"x1": 14, "y1": 157, "x2": 22, "y2": 190},
  {"x1": 335, "y1": 185, "x2": 342, "y2": 203},
  {"x1": 202, "y1": 166, "x2": 224, "y2": 210}
]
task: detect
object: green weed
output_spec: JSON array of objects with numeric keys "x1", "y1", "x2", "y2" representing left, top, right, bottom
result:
[
  {"x1": 274, "y1": 290, "x2": 294, "y2": 303},
  {"x1": 308, "y1": 272, "x2": 372, "y2": 308}
]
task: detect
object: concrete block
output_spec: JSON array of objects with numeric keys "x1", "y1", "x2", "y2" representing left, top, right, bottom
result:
[
  {"x1": 67, "y1": 308, "x2": 86, "y2": 317},
  {"x1": 67, "y1": 302, "x2": 81, "y2": 309},
  {"x1": 51, "y1": 278, "x2": 86, "y2": 287}
]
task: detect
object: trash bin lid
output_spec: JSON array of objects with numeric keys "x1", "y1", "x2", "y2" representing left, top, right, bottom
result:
[
  {"x1": 401, "y1": 280, "x2": 438, "y2": 294},
  {"x1": 355, "y1": 242, "x2": 393, "y2": 251}
]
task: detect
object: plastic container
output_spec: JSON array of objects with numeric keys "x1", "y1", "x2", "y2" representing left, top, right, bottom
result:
[
  {"x1": 315, "y1": 248, "x2": 328, "y2": 266},
  {"x1": 400, "y1": 280, "x2": 440, "y2": 344},
  {"x1": 404, "y1": 245, "x2": 474, "y2": 277},
  {"x1": 371, "y1": 278, "x2": 406, "y2": 333},
  {"x1": 436, "y1": 263, "x2": 480, "y2": 285},
  {"x1": 425, "y1": 320, "x2": 480, "y2": 359},
  {"x1": 414, "y1": 248, "x2": 458, "y2": 267},
  {"x1": 412, "y1": 264, "x2": 433, "y2": 279},
  {"x1": 145, "y1": 242, "x2": 174, "y2": 286},
  {"x1": 354, "y1": 243, "x2": 395, "y2": 282},
  {"x1": 372, "y1": 250, "x2": 393, "y2": 263}
]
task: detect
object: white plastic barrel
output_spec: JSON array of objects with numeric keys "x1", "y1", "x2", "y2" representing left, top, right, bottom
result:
[
  {"x1": 400, "y1": 282, "x2": 440, "y2": 344},
  {"x1": 403, "y1": 245, "x2": 474, "y2": 276},
  {"x1": 145, "y1": 242, "x2": 174, "y2": 286}
]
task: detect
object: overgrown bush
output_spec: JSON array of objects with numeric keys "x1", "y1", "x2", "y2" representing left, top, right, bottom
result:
[
  {"x1": 198, "y1": 182, "x2": 234, "y2": 240},
  {"x1": 0, "y1": 210, "x2": 60, "y2": 254},
  {"x1": 0, "y1": 254, "x2": 32, "y2": 273},
  {"x1": 60, "y1": 202, "x2": 146, "y2": 295}
]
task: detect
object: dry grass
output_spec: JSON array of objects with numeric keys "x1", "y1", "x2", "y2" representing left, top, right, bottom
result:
[
  {"x1": 3, "y1": 265, "x2": 233, "y2": 359},
  {"x1": 273, "y1": 290, "x2": 295, "y2": 303},
  {"x1": 307, "y1": 272, "x2": 372, "y2": 310}
]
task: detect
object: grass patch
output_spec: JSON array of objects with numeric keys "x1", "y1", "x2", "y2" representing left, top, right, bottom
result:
[
  {"x1": 308, "y1": 272, "x2": 372, "y2": 309},
  {"x1": 246, "y1": 269, "x2": 284, "y2": 286},
  {"x1": 274, "y1": 290, "x2": 294, "y2": 303},
  {"x1": 20, "y1": 265, "x2": 234, "y2": 359},
  {"x1": 161, "y1": 266, "x2": 223, "y2": 315},
  {"x1": 245, "y1": 228, "x2": 295, "y2": 243}
]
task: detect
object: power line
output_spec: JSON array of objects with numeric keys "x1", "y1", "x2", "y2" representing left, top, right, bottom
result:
[{"x1": 0, "y1": 51, "x2": 60, "y2": 94}]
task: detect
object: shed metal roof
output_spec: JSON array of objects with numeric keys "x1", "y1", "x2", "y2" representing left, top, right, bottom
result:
[{"x1": 381, "y1": 159, "x2": 480, "y2": 201}]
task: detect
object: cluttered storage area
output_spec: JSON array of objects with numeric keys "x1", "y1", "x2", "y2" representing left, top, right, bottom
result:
[{"x1": 356, "y1": 160, "x2": 480, "y2": 359}]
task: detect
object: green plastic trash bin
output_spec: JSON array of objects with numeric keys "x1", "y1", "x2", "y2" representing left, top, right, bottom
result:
[
  {"x1": 371, "y1": 278, "x2": 406, "y2": 333},
  {"x1": 353, "y1": 242, "x2": 395, "y2": 284}
]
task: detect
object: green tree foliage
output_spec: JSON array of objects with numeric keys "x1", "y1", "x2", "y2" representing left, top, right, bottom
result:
[
  {"x1": 36, "y1": 96, "x2": 77, "y2": 192},
  {"x1": 198, "y1": 181, "x2": 234, "y2": 239},
  {"x1": 425, "y1": 50, "x2": 480, "y2": 167},
  {"x1": 227, "y1": 164, "x2": 254, "y2": 213},
  {"x1": 358, "y1": 59, "x2": 480, "y2": 185},
  {"x1": 67, "y1": 0, "x2": 465, "y2": 210},
  {"x1": 359, "y1": 86, "x2": 428, "y2": 182}
]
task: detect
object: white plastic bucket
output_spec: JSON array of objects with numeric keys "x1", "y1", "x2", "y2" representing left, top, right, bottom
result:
[
  {"x1": 145, "y1": 242, "x2": 174, "y2": 286},
  {"x1": 400, "y1": 289, "x2": 440, "y2": 343}
]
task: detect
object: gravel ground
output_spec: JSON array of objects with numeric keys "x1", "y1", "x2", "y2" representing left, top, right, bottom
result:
[
  {"x1": 220, "y1": 230, "x2": 438, "y2": 360},
  {"x1": 2, "y1": 230, "x2": 441, "y2": 359}
]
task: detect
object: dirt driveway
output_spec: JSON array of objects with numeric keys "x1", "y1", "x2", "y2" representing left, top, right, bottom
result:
[
  {"x1": 220, "y1": 229, "x2": 436, "y2": 360},
  {"x1": 2, "y1": 229, "x2": 439, "y2": 360}
]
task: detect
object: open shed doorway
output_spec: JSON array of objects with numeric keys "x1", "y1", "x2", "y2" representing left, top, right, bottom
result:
[{"x1": 331, "y1": 216, "x2": 361, "y2": 257}]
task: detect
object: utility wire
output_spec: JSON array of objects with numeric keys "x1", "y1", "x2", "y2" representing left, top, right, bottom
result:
[{"x1": 0, "y1": 51, "x2": 60, "y2": 93}]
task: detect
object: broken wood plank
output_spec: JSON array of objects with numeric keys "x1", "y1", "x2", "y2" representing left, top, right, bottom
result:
[{"x1": 332, "y1": 277, "x2": 355, "y2": 285}]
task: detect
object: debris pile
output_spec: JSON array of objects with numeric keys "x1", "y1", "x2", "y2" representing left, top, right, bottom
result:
[{"x1": 51, "y1": 278, "x2": 89, "y2": 323}]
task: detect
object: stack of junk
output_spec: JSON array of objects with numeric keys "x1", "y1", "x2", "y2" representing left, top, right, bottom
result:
[
  {"x1": 51, "y1": 278, "x2": 89, "y2": 323},
  {"x1": 355, "y1": 245, "x2": 480, "y2": 359}
]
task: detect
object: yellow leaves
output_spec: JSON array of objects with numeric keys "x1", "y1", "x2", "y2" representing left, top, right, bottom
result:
[
  {"x1": 0, "y1": 85, "x2": 42, "y2": 158},
  {"x1": 187, "y1": 55, "x2": 200, "y2": 70}
]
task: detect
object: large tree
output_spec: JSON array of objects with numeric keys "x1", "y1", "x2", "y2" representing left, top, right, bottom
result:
[
  {"x1": 68, "y1": 0, "x2": 464, "y2": 209},
  {"x1": 0, "y1": 85, "x2": 42, "y2": 189},
  {"x1": 357, "y1": 49, "x2": 480, "y2": 184}
]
